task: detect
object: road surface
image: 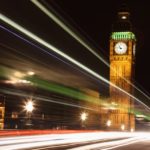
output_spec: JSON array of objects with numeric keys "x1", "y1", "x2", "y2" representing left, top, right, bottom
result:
[{"x1": 0, "y1": 131, "x2": 149, "y2": 150}]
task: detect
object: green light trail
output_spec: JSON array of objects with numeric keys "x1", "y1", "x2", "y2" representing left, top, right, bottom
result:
[
  {"x1": 30, "y1": 0, "x2": 150, "y2": 102},
  {"x1": 0, "y1": 13, "x2": 149, "y2": 111},
  {"x1": 0, "y1": 65, "x2": 104, "y2": 106},
  {"x1": 27, "y1": 76, "x2": 101, "y2": 106},
  {"x1": 2, "y1": 87, "x2": 150, "y2": 121},
  {"x1": 0, "y1": 65, "x2": 150, "y2": 120}
]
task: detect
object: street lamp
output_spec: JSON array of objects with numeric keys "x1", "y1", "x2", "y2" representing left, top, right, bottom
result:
[
  {"x1": 106, "y1": 120, "x2": 112, "y2": 127},
  {"x1": 25, "y1": 100, "x2": 34, "y2": 127},
  {"x1": 25, "y1": 101, "x2": 34, "y2": 112},
  {"x1": 130, "y1": 128, "x2": 134, "y2": 132},
  {"x1": 80, "y1": 112, "x2": 88, "y2": 129},
  {"x1": 80, "y1": 112, "x2": 88, "y2": 121},
  {"x1": 121, "y1": 124, "x2": 125, "y2": 131}
]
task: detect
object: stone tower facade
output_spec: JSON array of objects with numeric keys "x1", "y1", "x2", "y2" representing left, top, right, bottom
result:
[
  {"x1": 109, "y1": 6, "x2": 135, "y2": 131},
  {"x1": 0, "y1": 98, "x2": 5, "y2": 129}
]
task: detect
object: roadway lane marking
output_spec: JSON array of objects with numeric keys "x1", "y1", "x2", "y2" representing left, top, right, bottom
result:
[
  {"x1": 101, "y1": 138, "x2": 144, "y2": 150},
  {"x1": 30, "y1": 138, "x2": 127, "y2": 150},
  {"x1": 69, "y1": 137, "x2": 142, "y2": 150}
]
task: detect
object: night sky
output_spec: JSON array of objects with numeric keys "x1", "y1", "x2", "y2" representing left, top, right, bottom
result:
[
  {"x1": 48, "y1": 0, "x2": 150, "y2": 95},
  {"x1": 0, "y1": 0, "x2": 150, "y2": 103}
]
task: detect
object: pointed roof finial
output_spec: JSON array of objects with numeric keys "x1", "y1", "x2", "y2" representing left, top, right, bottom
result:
[
  {"x1": 118, "y1": 3, "x2": 130, "y2": 21},
  {"x1": 112, "y1": 3, "x2": 132, "y2": 32},
  {"x1": 119, "y1": 3, "x2": 129, "y2": 13}
]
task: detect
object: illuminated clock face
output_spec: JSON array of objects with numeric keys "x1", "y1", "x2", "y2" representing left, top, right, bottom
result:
[{"x1": 114, "y1": 42, "x2": 127, "y2": 54}]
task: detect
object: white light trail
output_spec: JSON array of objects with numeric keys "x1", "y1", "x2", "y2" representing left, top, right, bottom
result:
[
  {"x1": 30, "y1": 0, "x2": 108, "y2": 67},
  {"x1": 0, "y1": 132, "x2": 134, "y2": 148},
  {"x1": 0, "y1": 132, "x2": 149, "y2": 150},
  {"x1": 0, "y1": 13, "x2": 149, "y2": 111},
  {"x1": 0, "y1": 88, "x2": 96, "y2": 112},
  {"x1": 70, "y1": 137, "x2": 142, "y2": 150},
  {"x1": 30, "y1": 0, "x2": 150, "y2": 101}
]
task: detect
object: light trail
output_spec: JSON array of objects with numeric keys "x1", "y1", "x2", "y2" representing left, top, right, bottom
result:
[
  {"x1": 101, "y1": 139, "x2": 143, "y2": 150},
  {"x1": 0, "y1": 26, "x2": 70, "y2": 69},
  {"x1": 0, "y1": 87, "x2": 97, "y2": 112},
  {"x1": 0, "y1": 132, "x2": 149, "y2": 150},
  {"x1": 1, "y1": 65, "x2": 149, "y2": 119},
  {"x1": 30, "y1": 0, "x2": 108, "y2": 67},
  {"x1": 30, "y1": 0, "x2": 150, "y2": 101},
  {"x1": 70, "y1": 137, "x2": 143, "y2": 150},
  {"x1": 1, "y1": 77, "x2": 149, "y2": 120},
  {"x1": 0, "y1": 13, "x2": 150, "y2": 111},
  {"x1": 0, "y1": 42, "x2": 57, "y2": 71},
  {"x1": 0, "y1": 65, "x2": 105, "y2": 107},
  {"x1": 27, "y1": 76, "x2": 102, "y2": 105},
  {"x1": 0, "y1": 63, "x2": 144, "y2": 118},
  {"x1": 0, "y1": 25, "x2": 102, "y2": 86},
  {"x1": 0, "y1": 132, "x2": 136, "y2": 149}
]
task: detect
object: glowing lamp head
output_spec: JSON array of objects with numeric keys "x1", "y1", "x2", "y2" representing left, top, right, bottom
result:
[
  {"x1": 25, "y1": 101, "x2": 34, "y2": 112},
  {"x1": 80, "y1": 112, "x2": 88, "y2": 121},
  {"x1": 106, "y1": 120, "x2": 112, "y2": 127},
  {"x1": 121, "y1": 124, "x2": 125, "y2": 131},
  {"x1": 130, "y1": 128, "x2": 134, "y2": 132}
]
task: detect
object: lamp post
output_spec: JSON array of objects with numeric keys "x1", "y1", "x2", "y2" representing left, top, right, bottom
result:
[
  {"x1": 25, "y1": 101, "x2": 34, "y2": 113},
  {"x1": 106, "y1": 119, "x2": 112, "y2": 131},
  {"x1": 25, "y1": 100, "x2": 34, "y2": 127},
  {"x1": 121, "y1": 124, "x2": 125, "y2": 131},
  {"x1": 106, "y1": 120, "x2": 112, "y2": 127},
  {"x1": 80, "y1": 112, "x2": 88, "y2": 129}
]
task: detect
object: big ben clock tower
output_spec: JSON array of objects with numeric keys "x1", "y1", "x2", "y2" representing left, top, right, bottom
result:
[{"x1": 109, "y1": 5, "x2": 136, "y2": 131}]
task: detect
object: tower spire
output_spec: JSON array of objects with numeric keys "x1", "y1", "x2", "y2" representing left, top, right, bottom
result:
[
  {"x1": 118, "y1": 3, "x2": 130, "y2": 20},
  {"x1": 112, "y1": 3, "x2": 132, "y2": 32}
]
